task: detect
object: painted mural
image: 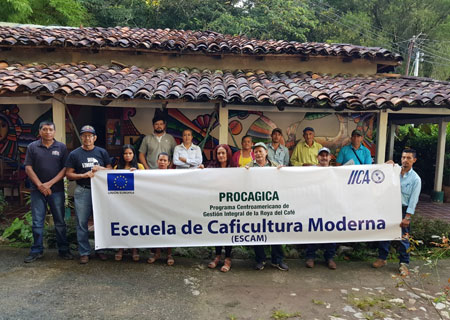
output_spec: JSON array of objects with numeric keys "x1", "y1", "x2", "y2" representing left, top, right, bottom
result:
[
  {"x1": 1, "y1": 105, "x2": 376, "y2": 169},
  {"x1": 0, "y1": 105, "x2": 35, "y2": 168}
]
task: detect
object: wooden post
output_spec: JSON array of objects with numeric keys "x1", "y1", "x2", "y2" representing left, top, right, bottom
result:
[
  {"x1": 434, "y1": 119, "x2": 448, "y2": 193},
  {"x1": 375, "y1": 111, "x2": 388, "y2": 164},
  {"x1": 52, "y1": 98, "x2": 66, "y2": 143},
  {"x1": 218, "y1": 102, "x2": 228, "y2": 145},
  {"x1": 388, "y1": 124, "x2": 397, "y2": 161}
]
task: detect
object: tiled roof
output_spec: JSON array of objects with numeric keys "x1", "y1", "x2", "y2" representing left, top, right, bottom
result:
[
  {"x1": 0, "y1": 26, "x2": 403, "y2": 62},
  {"x1": 0, "y1": 63, "x2": 448, "y2": 110}
]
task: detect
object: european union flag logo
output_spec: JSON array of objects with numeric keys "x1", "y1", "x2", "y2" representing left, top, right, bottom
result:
[{"x1": 107, "y1": 173, "x2": 134, "y2": 191}]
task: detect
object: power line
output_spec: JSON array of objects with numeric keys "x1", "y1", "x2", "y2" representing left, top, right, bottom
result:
[{"x1": 302, "y1": 0, "x2": 408, "y2": 55}]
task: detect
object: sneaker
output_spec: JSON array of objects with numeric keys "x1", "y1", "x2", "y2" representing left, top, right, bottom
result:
[
  {"x1": 372, "y1": 259, "x2": 387, "y2": 268},
  {"x1": 255, "y1": 261, "x2": 266, "y2": 270},
  {"x1": 58, "y1": 252, "x2": 74, "y2": 260},
  {"x1": 305, "y1": 259, "x2": 315, "y2": 268},
  {"x1": 272, "y1": 262, "x2": 289, "y2": 271},
  {"x1": 24, "y1": 253, "x2": 43, "y2": 263},
  {"x1": 80, "y1": 255, "x2": 89, "y2": 264},
  {"x1": 399, "y1": 263, "x2": 409, "y2": 277},
  {"x1": 327, "y1": 259, "x2": 337, "y2": 270}
]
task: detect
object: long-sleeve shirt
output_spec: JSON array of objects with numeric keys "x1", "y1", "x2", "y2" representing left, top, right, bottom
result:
[
  {"x1": 173, "y1": 143, "x2": 203, "y2": 169},
  {"x1": 400, "y1": 168, "x2": 421, "y2": 215},
  {"x1": 267, "y1": 143, "x2": 290, "y2": 166},
  {"x1": 290, "y1": 141, "x2": 322, "y2": 166}
]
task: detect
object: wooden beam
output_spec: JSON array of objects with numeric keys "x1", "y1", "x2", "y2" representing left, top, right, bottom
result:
[
  {"x1": 434, "y1": 119, "x2": 448, "y2": 192},
  {"x1": 375, "y1": 111, "x2": 388, "y2": 164},
  {"x1": 0, "y1": 96, "x2": 46, "y2": 105},
  {"x1": 388, "y1": 107, "x2": 450, "y2": 115},
  {"x1": 52, "y1": 98, "x2": 66, "y2": 144},
  {"x1": 218, "y1": 102, "x2": 229, "y2": 145}
]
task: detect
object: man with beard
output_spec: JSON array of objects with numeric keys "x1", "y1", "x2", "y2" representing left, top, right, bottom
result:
[{"x1": 139, "y1": 115, "x2": 176, "y2": 169}]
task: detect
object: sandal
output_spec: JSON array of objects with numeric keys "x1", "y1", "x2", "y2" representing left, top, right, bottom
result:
[
  {"x1": 220, "y1": 258, "x2": 232, "y2": 273},
  {"x1": 167, "y1": 255, "x2": 174, "y2": 266},
  {"x1": 208, "y1": 255, "x2": 221, "y2": 269},
  {"x1": 115, "y1": 249, "x2": 124, "y2": 261},
  {"x1": 132, "y1": 249, "x2": 140, "y2": 262},
  {"x1": 147, "y1": 253, "x2": 160, "y2": 264}
]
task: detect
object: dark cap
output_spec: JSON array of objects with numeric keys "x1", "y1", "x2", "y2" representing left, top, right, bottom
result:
[
  {"x1": 303, "y1": 127, "x2": 315, "y2": 133},
  {"x1": 271, "y1": 128, "x2": 282, "y2": 135},
  {"x1": 351, "y1": 129, "x2": 363, "y2": 136},
  {"x1": 252, "y1": 142, "x2": 268, "y2": 150},
  {"x1": 80, "y1": 125, "x2": 96, "y2": 135}
]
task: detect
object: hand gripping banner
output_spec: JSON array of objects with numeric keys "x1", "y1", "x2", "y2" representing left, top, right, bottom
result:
[{"x1": 91, "y1": 164, "x2": 402, "y2": 249}]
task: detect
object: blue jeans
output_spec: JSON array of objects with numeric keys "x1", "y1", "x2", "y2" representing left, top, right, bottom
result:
[
  {"x1": 74, "y1": 185, "x2": 94, "y2": 256},
  {"x1": 377, "y1": 207, "x2": 410, "y2": 264},
  {"x1": 30, "y1": 190, "x2": 69, "y2": 254},
  {"x1": 254, "y1": 245, "x2": 284, "y2": 264},
  {"x1": 305, "y1": 243, "x2": 336, "y2": 261}
]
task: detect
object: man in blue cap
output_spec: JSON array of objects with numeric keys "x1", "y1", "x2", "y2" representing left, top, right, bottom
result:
[
  {"x1": 336, "y1": 129, "x2": 372, "y2": 165},
  {"x1": 66, "y1": 125, "x2": 112, "y2": 264}
]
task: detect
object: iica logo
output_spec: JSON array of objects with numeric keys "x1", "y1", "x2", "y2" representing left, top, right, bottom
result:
[{"x1": 347, "y1": 169, "x2": 385, "y2": 185}]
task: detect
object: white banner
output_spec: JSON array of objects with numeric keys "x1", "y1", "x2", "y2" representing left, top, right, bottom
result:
[{"x1": 91, "y1": 164, "x2": 402, "y2": 249}]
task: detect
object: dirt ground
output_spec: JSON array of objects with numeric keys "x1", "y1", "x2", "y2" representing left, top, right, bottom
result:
[{"x1": 0, "y1": 246, "x2": 449, "y2": 320}]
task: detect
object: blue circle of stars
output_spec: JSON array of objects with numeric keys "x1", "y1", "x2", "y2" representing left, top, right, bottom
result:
[{"x1": 113, "y1": 175, "x2": 128, "y2": 190}]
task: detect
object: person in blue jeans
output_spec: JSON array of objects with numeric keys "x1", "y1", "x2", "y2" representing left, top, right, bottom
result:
[
  {"x1": 24, "y1": 121, "x2": 72, "y2": 263},
  {"x1": 305, "y1": 147, "x2": 337, "y2": 270},
  {"x1": 65, "y1": 125, "x2": 112, "y2": 264},
  {"x1": 372, "y1": 149, "x2": 421, "y2": 276}
]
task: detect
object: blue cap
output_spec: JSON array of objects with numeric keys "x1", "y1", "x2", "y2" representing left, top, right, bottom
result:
[{"x1": 303, "y1": 127, "x2": 314, "y2": 133}]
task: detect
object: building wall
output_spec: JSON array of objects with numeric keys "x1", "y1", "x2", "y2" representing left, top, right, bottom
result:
[{"x1": 0, "y1": 48, "x2": 388, "y2": 75}]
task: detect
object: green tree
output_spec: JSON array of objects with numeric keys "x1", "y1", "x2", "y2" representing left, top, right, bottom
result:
[
  {"x1": 305, "y1": 0, "x2": 450, "y2": 79},
  {"x1": 0, "y1": 0, "x2": 88, "y2": 26}
]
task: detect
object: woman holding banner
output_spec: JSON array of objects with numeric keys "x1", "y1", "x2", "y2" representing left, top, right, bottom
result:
[
  {"x1": 114, "y1": 144, "x2": 144, "y2": 262},
  {"x1": 205, "y1": 144, "x2": 235, "y2": 272}
]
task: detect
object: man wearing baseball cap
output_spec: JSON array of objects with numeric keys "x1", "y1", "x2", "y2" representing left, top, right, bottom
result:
[
  {"x1": 290, "y1": 127, "x2": 323, "y2": 166},
  {"x1": 267, "y1": 128, "x2": 289, "y2": 166},
  {"x1": 305, "y1": 147, "x2": 337, "y2": 270},
  {"x1": 336, "y1": 129, "x2": 372, "y2": 165},
  {"x1": 66, "y1": 125, "x2": 112, "y2": 264}
]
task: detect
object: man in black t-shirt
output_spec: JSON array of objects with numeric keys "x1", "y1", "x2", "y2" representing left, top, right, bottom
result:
[
  {"x1": 24, "y1": 121, "x2": 72, "y2": 263},
  {"x1": 66, "y1": 125, "x2": 112, "y2": 264}
]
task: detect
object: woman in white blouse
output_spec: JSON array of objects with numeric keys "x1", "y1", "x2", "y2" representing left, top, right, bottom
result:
[{"x1": 173, "y1": 128, "x2": 203, "y2": 169}]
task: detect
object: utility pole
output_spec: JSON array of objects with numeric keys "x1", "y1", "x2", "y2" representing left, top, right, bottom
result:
[{"x1": 405, "y1": 35, "x2": 415, "y2": 76}]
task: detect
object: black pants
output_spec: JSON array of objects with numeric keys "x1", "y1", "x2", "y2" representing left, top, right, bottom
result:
[
  {"x1": 215, "y1": 246, "x2": 232, "y2": 258},
  {"x1": 254, "y1": 245, "x2": 283, "y2": 264}
]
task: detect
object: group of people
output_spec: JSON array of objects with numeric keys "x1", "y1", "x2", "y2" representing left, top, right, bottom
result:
[{"x1": 23, "y1": 116, "x2": 421, "y2": 276}]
